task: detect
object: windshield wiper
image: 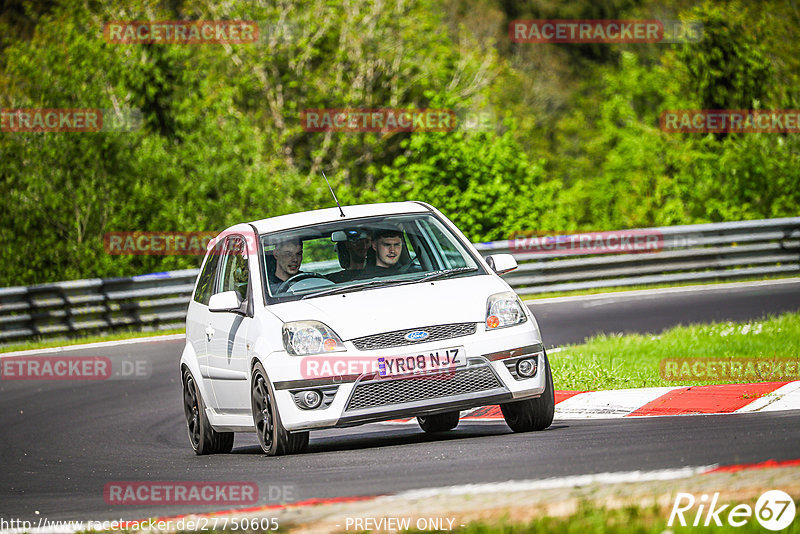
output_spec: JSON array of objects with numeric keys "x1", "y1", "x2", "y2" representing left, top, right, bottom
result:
[
  {"x1": 301, "y1": 278, "x2": 402, "y2": 299},
  {"x1": 420, "y1": 267, "x2": 478, "y2": 282}
]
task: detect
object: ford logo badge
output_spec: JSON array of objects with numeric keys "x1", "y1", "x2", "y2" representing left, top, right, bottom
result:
[{"x1": 404, "y1": 330, "x2": 429, "y2": 342}]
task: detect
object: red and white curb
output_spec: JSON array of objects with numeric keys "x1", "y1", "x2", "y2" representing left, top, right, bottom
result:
[
  {"x1": 380, "y1": 380, "x2": 800, "y2": 423},
  {"x1": 559, "y1": 380, "x2": 800, "y2": 418}
]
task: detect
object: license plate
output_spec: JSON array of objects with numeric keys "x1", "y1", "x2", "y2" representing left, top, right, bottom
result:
[{"x1": 378, "y1": 347, "x2": 466, "y2": 378}]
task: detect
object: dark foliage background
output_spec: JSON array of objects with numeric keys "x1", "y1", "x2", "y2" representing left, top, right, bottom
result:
[{"x1": 1, "y1": 0, "x2": 798, "y2": 285}]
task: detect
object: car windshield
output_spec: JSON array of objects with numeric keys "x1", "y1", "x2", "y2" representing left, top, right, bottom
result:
[{"x1": 260, "y1": 213, "x2": 484, "y2": 302}]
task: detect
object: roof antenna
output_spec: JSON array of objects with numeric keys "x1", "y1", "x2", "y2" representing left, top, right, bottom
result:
[{"x1": 322, "y1": 170, "x2": 346, "y2": 217}]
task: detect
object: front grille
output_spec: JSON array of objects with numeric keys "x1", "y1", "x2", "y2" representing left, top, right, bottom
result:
[
  {"x1": 351, "y1": 322, "x2": 477, "y2": 351},
  {"x1": 346, "y1": 366, "x2": 502, "y2": 411}
]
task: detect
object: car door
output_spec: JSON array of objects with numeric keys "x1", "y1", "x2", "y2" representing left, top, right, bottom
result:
[
  {"x1": 186, "y1": 239, "x2": 225, "y2": 407},
  {"x1": 206, "y1": 235, "x2": 253, "y2": 414}
]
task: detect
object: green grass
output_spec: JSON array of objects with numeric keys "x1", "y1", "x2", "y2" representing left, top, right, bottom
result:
[
  {"x1": 168, "y1": 498, "x2": 800, "y2": 534},
  {"x1": 549, "y1": 312, "x2": 800, "y2": 390},
  {"x1": 522, "y1": 274, "x2": 800, "y2": 300},
  {"x1": 446, "y1": 499, "x2": 800, "y2": 534},
  {"x1": 0, "y1": 328, "x2": 184, "y2": 354}
]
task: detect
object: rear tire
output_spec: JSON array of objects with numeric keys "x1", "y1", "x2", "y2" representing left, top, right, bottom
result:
[
  {"x1": 251, "y1": 363, "x2": 309, "y2": 456},
  {"x1": 182, "y1": 369, "x2": 234, "y2": 455},
  {"x1": 500, "y1": 352, "x2": 555, "y2": 432},
  {"x1": 417, "y1": 411, "x2": 460, "y2": 433}
]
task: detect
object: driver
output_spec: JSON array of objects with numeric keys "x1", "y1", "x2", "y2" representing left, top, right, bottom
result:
[{"x1": 268, "y1": 238, "x2": 304, "y2": 289}]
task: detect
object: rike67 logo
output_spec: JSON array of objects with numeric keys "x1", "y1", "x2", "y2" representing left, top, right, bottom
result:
[{"x1": 669, "y1": 490, "x2": 796, "y2": 530}]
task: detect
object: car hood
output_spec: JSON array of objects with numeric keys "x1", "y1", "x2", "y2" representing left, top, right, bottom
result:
[{"x1": 265, "y1": 274, "x2": 509, "y2": 340}]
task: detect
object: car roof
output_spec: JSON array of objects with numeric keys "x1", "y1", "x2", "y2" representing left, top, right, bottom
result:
[{"x1": 246, "y1": 201, "x2": 431, "y2": 235}]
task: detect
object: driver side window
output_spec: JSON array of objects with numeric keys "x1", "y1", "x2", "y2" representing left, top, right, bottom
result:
[{"x1": 218, "y1": 236, "x2": 249, "y2": 302}]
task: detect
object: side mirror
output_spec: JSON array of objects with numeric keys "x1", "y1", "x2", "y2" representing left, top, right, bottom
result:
[
  {"x1": 209, "y1": 291, "x2": 244, "y2": 313},
  {"x1": 485, "y1": 254, "x2": 518, "y2": 275}
]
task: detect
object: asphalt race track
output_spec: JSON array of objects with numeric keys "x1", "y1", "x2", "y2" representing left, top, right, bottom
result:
[
  {"x1": 1, "y1": 280, "x2": 799, "y2": 523},
  {"x1": 531, "y1": 279, "x2": 800, "y2": 346}
]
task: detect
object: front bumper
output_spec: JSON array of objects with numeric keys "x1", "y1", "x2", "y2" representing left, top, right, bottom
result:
[
  {"x1": 263, "y1": 324, "x2": 546, "y2": 432},
  {"x1": 334, "y1": 361, "x2": 516, "y2": 428}
]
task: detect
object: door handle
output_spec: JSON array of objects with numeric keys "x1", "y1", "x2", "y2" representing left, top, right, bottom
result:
[{"x1": 205, "y1": 325, "x2": 215, "y2": 341}]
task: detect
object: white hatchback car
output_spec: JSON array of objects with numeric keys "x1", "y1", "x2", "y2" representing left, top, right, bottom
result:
[{"x1": 181, "y1": 202, "x2": 554, "y2": 456}]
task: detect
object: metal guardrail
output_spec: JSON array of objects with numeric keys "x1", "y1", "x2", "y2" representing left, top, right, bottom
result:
[
  {"x1": 474, "y1": 217, "x2": 800, "y2": 295},
  {"x1": 1, "y1": 217, "x2": 798, "y2": 344},
  {"x1": 0, "y1": 270, "x2": 198, "y2": 343}
]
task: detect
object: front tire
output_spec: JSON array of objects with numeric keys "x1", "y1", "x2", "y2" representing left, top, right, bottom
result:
[
  {"x1": 251, "y1": 363, "x2": 309, "y2": 456},
  {"x1": 500, "y1": 352, "x2": 555, "y2": 432},
  {"x1": 182, "y1": 369, "x2": 234, "y2": 455},
  {"x1": 417, "y1": 411, "x2": 460, "y2": 433}
]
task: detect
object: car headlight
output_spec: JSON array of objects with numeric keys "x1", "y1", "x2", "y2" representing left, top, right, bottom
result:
[
  {"x1": 485, "y1": 291, "x2": 528, "y2": 330},
  {"x1": 282, "y1": 321, "x2": 346, "y2": 356}
]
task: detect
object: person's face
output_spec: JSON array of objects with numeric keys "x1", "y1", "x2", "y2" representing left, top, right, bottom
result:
[
  {"x1": 373, "y1": 236, "x2": 402, "y2": 267},
  {"x1": 346, "y1": 236, "x2": 371, "y2": 262},
  {"x1": 274, "y1": 242, "x2": 303, "y2": 279}
]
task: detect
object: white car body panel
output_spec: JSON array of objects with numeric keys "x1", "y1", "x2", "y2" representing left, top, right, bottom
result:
[
  {"x1": 267, "y1": 274, "x2": 505, "y2": 338},
  {"x1": 181, "y1": 201, "x2": 548, "y2": 435}
]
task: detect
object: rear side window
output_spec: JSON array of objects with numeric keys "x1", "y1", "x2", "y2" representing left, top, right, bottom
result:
[{"x1": 193, "y1": 241, "x2": 224, "y2": 305}]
